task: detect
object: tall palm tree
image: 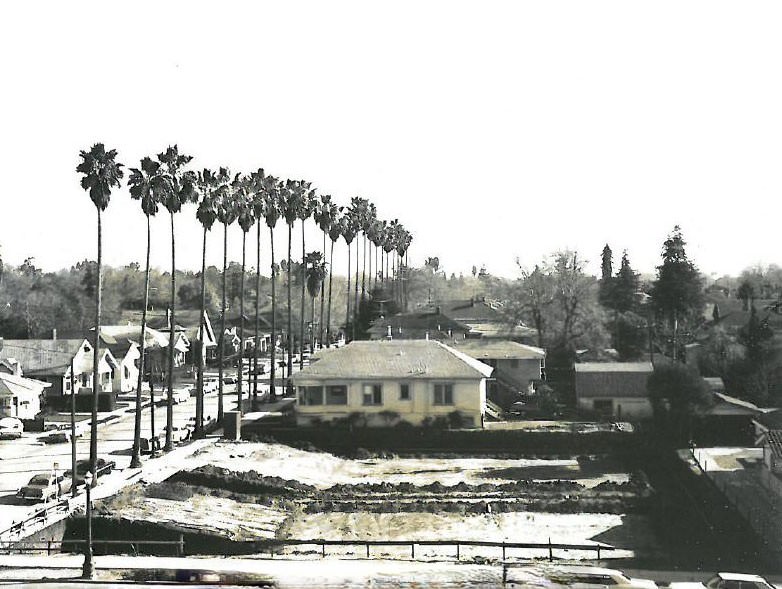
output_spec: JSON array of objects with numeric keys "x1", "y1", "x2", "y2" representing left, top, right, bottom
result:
[
  {"x1": 262, "y1": 178, "x2": 282, "y2": 399},
  {"x1": 282, "y1": 180, "x2": 304, "y2": 384},
  {"x1": 215, "y1": 167, "x2": 237, "y2": 421},
  {"x1": 305, "y1": 251, "x2": 327, "y2": 349},
  {"x1": 398, "y1": 226, "x2": 413, "y2": 311},
  {"x1": 340, "y1": 212, "x2": 358, "y2": 340},
  {"x1": 249, "y1": 169, "x2": 268, "y2": 403},
  {"x1": 157, "y1": 146, "x2": 196, "y2": 452},
  {"x1": 127, "y1": 156, "x2": 164, "y2": 467},
  {"x1": 361, "y1": 202, "x2": 377, "y2": 302},
  {"x1": 298, "y1": 183, "x2": 315, "y2": 370},
  {"x1": 325, "y1": 207, "x2": 343, "y2": 346},
  {"x1": 314, "y1": 196, "x2": 340, "y2": 347},
  {"x1": 348, "y1": 198, "x2": 368, "y2": 340},
  {"x1": 194, "y1": 169, "x2": 219, "y2": 437},
  {"x1": 76, "y1": 143, "x2": 124, "y2": 479},
  {"x1": 234, "y1": 174, "x2": 255, "y2": 415}
]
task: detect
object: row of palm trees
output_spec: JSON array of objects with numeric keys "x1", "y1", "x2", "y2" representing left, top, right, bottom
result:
[{"x1": 76, "y1": 143, "x2": 413, "y2": 477}]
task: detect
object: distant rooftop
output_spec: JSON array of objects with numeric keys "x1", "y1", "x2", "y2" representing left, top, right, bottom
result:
[
  {"x1": 574, "y1": 362, "x2": 654, "y2": 373},
  {"x1": 450, "y1": 339, "x2": 545, "y2": 360}
]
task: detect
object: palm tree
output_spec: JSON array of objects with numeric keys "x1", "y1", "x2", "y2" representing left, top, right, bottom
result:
[
  {"x1": 298, "y1": 184, "x2": 315, "y2": 370},
  {"x1": 325, "y1": 207, "x2": 343, "y2": 346},
  {"x1": 193, "y1": 169, "x2": 219, "y2": 437},
  {"x1": 262, "y1": 178, "x2": 282, "y2": 400},
  {"x1": 314, "y1": 195, "x2": 340, "y2": 347},
  {"x1": 127, "y1": 156, "x2": 164, "y2": 467},
  {"x1": 366, "y1": 214, "x2": 382, "y2": 294},
  {"x1": 362, "y1": 202, "x2": 377, "y2": 302},
  {"x1": 249, "y1": 169, "x2": 268, "y2": 403},
  {"x1": 157, "y1": 146, "x2": 196, "y2": 452},
  {"x1": 340, "y1": 212, "x2": 358, "y2": 340},
  {"x1": 282, "y1": 180, "x2": 305, "y2": 384},
  {"x1": 305, "y1": 251, "x2": 327, "y2": 349},
  {"x1": 348, "y1": 198, "x2": 368, "y2": 340},
  {"x1": 234, "y1": 174, "x2": 255, "y2": 415},
  {"x1": 398, "y1": 226, "x2": 413, "y2": 311},
  {"x1": 215, "y1": 167, "x2": 237, "y2": 422},
  {"x1": 76, "y1": 143, "x2": 124, "y2": 479}
]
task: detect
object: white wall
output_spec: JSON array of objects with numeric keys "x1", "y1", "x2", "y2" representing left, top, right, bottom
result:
[{"x1": 295, "y1": 377, "x2": 486, "y2": 427}]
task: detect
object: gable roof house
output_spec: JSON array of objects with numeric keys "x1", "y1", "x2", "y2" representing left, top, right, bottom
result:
[
  {"x1": 97, "y1": 325, "x2": 170, "y2": 393},
  {"x1": 438, "y1": 298, "x2": 538, "y2": 343},
  {"x1": 119, "y1": 309, "x2": 213, "y2": 365},
  {"x1": 574, "y1": 362, "x2": 654, "y2": 420},
  {"x1": 367, "y1": 310, "x2": 472, "y2": 342},
  {"x1": 291, "y1": 339, "x2": 494, "y2": 428},
  {"x1": 0, "y1": 338, "x2": 117, "y2": 399}
]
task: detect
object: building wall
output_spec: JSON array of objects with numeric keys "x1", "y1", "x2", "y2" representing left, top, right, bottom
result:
[
  {"x1": 116, "y1": 347, "x2": 140, "y2": 393},
  {"x1": 576, "y1": 395, "x2": 652, "y2": 419},
  {"x1": 0, "y1": 390, "x2": 41, "y2": 419},
  {"x1": 492, "y1": 358, "x2": 543, "y2": 391},
  {"x1": 295, "y1": 377, "x2": 485, "y2": 427}
]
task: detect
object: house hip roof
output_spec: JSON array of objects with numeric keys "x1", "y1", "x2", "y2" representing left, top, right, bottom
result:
[
  {"x1": 291, "y1": 340, "x2": 494, "y2": 382},
  {"x1": 451, "y1": 340, "x2": 545, "y2": 360},
  {"x1": 0, "y1": 339, "x2": 89, "y2": 377}
]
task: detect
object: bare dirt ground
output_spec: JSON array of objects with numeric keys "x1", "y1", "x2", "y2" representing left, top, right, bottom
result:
[{"x1": 99, "y1": 441, "x2": 660, "y2": 562}]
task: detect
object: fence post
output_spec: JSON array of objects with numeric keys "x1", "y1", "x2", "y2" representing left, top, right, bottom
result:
[
  {"x1": 411, "y1": 543, "x2": 415, "y2": 559},
  {"x1": 47, "y1": 540, "x2": 51, "y2": 556},
  {"x1": 456, "y1": 543, "x2": 460, "y2": 561},
  {"x1": 502, "y1": 541, "x2": 506, "y2": 561},
  {"x1": 321, "y1": 543, "x2": 325, "y2": 558},
  {"x1": 177, "y1": 534, "x2": 184, "y2": 557},
  {"x1": 548, "y1": 538, "x2": 553, "y2": 561},
  {"x1": 366, "y1": 542, "x2": 370, "y2": 558},
  {"x1": 597, "y1": 545, "x2": 601, "y2": 560}
]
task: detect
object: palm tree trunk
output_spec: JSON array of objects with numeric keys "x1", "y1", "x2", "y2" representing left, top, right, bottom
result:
[
  {"x1": 346, "y1": 245, "x2": 351, "y2": 340},
  {"x1": 287, "y1": 223, "x2": 293, "y2": 385},
  {"x1": 195, "y1": 225, "x2": 206, "y2": 438},
  {"x1": 165, "y1": 212, "x2": 175, "y2": 452},
  {"x1": 269, "y1": 226, "x2": 277, "y2": 401},
  {"x1": 353, "y1": 239, "x2": 360, "y2": 341},
  {"x1": 362, "y1": 234, "x2": 367, "y2": 301},
  {"x1": 89, "y1": 208, "x2": 102, "y2": 481},
  {"x1": 319, "y1": 231, "x2": 326, "y2": 348},
  {"x1": 131, "y1": 215, "x2": 152, "y2": 466},
  {"x1": 218, "y1": 222, "x2": 227, "y2": 422},
  {"x1": 70, "y1": 359, "x2": 76, "y2": 496},
  {"x1": 326, "y1": 239, "x2": 334, "y2": 347},
  {"x1": 254, "y1": 221, "x2": 261, "y2": 403},
  {"x1": 238, "y1": 231, "x2": 246, "y2": 416},
  {"x1": 299, "y1": 220, "x2": 306, "y2": 371},
  {"x1": 311, "y1": 293, "x2": 316, "y2": 350}
]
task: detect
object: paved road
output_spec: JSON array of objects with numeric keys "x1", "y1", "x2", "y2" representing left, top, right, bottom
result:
[{"x1": 0, "y1": 370, "x2": 295, "y2": 536}]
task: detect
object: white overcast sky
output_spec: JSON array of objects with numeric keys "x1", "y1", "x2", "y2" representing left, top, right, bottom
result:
[{"x1": 1, "y1": 1, "x2": 780, "y2": 280}]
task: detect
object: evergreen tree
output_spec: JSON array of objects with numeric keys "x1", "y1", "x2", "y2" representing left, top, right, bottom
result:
[
  {"x1": 738, "y1": 305, "x2": 773, "y2": 366},
  {"x1": 598, "y1": 244, "x2": 613, "y2": 307},
  {"x1": 650, "y1": 226, "x2": 704, "y2": 361},
  {"x1": 612, "y1": 251, "x2": 638, "y2": 313}
]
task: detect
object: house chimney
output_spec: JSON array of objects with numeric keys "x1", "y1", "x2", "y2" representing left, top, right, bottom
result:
[
  {"x1": 52, "y1": 328, "x2": 57, "y2": 341},
  {"x1": 436, "y1": 306, "x2": 441, "y2": 315},
  {"x1": 166, "y1": 308, "x2": 172, "y2": 329},
  {"x1": 387, "y1": 325, "x2": 392, "y2": 340},
  {"x1": 425, "y1": 331, "x2": 430, "y2": 341}
]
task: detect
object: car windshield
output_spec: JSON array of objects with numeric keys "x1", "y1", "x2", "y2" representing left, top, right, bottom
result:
[{"x1": 28, "y1": 475, "x2": 50, "y2": 485}]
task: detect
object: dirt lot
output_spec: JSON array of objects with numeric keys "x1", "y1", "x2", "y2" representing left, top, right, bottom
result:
[{"x1": 99, "y1": 441, "x2": 661, "y2": 561}]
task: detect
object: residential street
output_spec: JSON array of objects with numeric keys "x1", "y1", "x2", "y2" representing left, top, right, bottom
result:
[{"x1": 0, "y1": 372, "x2": 294, "y2": 537}]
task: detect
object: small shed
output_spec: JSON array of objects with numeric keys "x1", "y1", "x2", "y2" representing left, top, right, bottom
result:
[{"x1": 574, "y1": 362, "x2": 654, "y2": 419}]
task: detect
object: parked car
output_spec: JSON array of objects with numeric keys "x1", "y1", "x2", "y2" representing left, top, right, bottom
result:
[
  {"x1": 139, "y1": 432, "x2": 165, "y2": 454},
  {"x1": 504, "y1": 565, "x2": 657, "y2": 589},
  {"x1": 17, "y1": 473, "x2": 72, "y2": 503},
  {"x1": 43, "y1": 430, "x2": 82, "y2": 444},
  {"x1": 0, "y1": 417, "x2": 24, "y2": 440},
  {"x1": 66, "y1": 458, "x2": 116, "y2": 485},
  {"x1": 172, "y1": 388, "x2": 191, "y2": 404},
  {"x1": 166, "y1": 425, "x2": 191, "y2": 443},
  {"x1": 671, "y1": 573, "x2": 776, "y2": 589}
]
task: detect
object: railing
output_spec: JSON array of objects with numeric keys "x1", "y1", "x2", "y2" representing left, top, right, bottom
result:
[
  {"x1": 0, "y1": 498, "x2": 71, "y2": 540},
  {"x1": 0, "y1": 536, "x2": 614, "y2": 562},
  {"x1": 254, "y1": 539, "x2": 614, "y2": 561},
  {"x1": 0, "y1": 537, "x2": 185, "y2": 556}
]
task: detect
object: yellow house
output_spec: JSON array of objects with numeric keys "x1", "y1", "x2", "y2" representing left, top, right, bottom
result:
[{"x1": 292, "y1": 339, "x2": 493, "y2": 428}]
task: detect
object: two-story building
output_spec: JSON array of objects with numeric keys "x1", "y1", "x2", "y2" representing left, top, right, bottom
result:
[{"x1": 291, "y1": 339, "x2": 493, "y2": 428}]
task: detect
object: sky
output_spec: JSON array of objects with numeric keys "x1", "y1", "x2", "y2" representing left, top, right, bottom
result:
[{"x1": 1, "y1": 1, "x2": 781, "y2": 281}]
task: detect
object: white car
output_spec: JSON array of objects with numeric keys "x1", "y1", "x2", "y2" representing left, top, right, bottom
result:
[
  {"x1": 0, "y1": 417, "x2": 24, "y2": 440},
  {"x1": 504, "y1": 565, "x2": 657, "y2": 589},
  {"x1": 172, "y1": 388, "x2": 191, "y2": 404},
  {"x1": 671, "y1": 572, "x2": 777, "y2": 589}
]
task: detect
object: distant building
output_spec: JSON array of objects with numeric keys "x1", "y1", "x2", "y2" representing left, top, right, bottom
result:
[
  {"x1": 0, "y1": 338, "x2": 115, "y2": 399},
  {"x1": 367, "y1": 309, "x2": 471, "y2": 341},
  {"x1": 574, "y1": 362, "x2": 654, "y2": 419},
  {"x1": 97, "y1": 325, "x2": 170, "y2": 392},
  {"x1": 0, "y1": 361, "x2": 50, "y2": 419},
  {"x1": 291, "y1": 339, "x2": 493, "y2": 428}
]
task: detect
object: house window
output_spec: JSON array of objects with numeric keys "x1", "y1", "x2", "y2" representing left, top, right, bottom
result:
[
  {"x1": 326, "y1": 385, "x2": 348, "y2": 405},
  {"x1": 433, "y1": 383, "x2": 454, "y2": 405},
  {"x1": 124, "y1": 366, "x2": 130, "y2": 379},
  {"x1": 399, "y1": 383, "x2": 410, "y2": 401},
  {"x1": 65, "y1": 379, "x2": 71, "y2": 392},
  {"x1": 298, "y1": 386, "x2": 324, "y2": 406},
  {"x1": 362, "y1": 384, "x2": 383, "y2": 406},
  {"x1": 81, "y1": 373, "x2": 88, "y2": 387}
]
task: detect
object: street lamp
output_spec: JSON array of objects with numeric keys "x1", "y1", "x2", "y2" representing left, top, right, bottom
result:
[
  {"x1": 52, "y1": 462, "x2": 59, "y2": 502},
  {"x1": 82, "y1": 471, "x2": 94, "y2": 579}
]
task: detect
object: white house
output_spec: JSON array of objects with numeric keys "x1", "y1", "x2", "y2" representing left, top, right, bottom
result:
[
  {"x1": 98, "y1": 325, "x2": 170, "y2": 392},
  {"x1": 0, "y1": 366, "x2": 50, "y2": 419},
  {"x1": 291, "y1": 339, "x2": 494, "y2": 428}
]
